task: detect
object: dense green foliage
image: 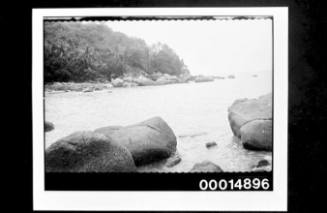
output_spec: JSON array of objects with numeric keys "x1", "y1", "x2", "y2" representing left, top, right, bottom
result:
[{"x1": 44, "y1": 22, "x2": 189, "y2": 83}]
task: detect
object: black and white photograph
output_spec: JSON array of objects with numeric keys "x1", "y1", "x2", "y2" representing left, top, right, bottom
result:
[
  {"x1": 44, "y1": 17, "x2": 273, "y2": 173},
  {"x1": 32, "y1": 7, "x2": 288, "y2": 211}
]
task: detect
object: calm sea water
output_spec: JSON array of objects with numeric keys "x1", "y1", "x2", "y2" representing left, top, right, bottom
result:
[{"x1": 45, "y1": 74, "x2": 272, "y2": 172}]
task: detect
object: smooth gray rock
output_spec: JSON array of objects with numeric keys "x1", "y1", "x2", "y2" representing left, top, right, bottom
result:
[
  {"x1": 193, "y1": 75, "x2": 215, "y2": 83},
  {"x1": 228, "y1": 93, "x2": 272, "y2": 151},
  {"x1": 132, "y1": 76, "x2": 155, "y2": 86},
  {"x1": 190, "y1": 161, "x2": 223, "y2": 172},
  {"x1": 111, "y1": 78, "x2": 124, "y2": 87},
  {"x1": 205, "y1": 142, "x2": 217, "y2": 149},
  {"x1": 252, "y1": 158, "x2": 272, "y2": 172},
  {"x1": 155, "y1": 74, "x2": 179, "y2": 85},
  {"x1": 83, "y1": 87, "x2": 94, "y2": 92},
  {"x1": 241, "y1": 120, "x2": 272, "y2": 151},
  {"x1": 256, "y1": 159, "x2": 270, "y2": 168},
  {"x1": 94, "y1": 117, "x2": 177, "y2": 166},
  {"x1": 45, "y1": 131, "x2": 136, "y2": 172},
  {"x1": 165, "y1": 152, "x2": 182, "y2": 168},
  {"x1": 45, "y1": 121, "x2": 54, "y2": 132}
]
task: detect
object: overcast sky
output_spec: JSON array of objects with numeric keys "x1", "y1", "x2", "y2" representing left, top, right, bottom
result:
[{"x1": 105, "y1": 19, "x2": 272, "y2": 76}]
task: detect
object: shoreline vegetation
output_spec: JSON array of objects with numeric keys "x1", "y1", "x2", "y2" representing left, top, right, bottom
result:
[
  {"x1": 45, "y1": 22, "x2": 191, "y2": 84},
  {"x1": 44, "y1": 22, "x2": 236, "y2": 93}
]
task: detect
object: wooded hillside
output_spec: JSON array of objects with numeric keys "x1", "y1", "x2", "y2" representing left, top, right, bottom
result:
[{"x1": 44, "y1": 22, "x2": 189, "y2": 83}]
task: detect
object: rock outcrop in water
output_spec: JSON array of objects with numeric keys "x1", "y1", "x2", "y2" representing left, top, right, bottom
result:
[
  {"x1": 165, "y1": 152, "x2": 182, "y2": 168},
  {"x1": 45, "y1": 131, "x2": 136, "y2": 172},
  {"x1": 228, "y1": 93, "x2": 272, "y2": 151},
  {"x1": 45, "y1": 73, "x2": 223, "y2": 92},
  {"x1": 111, "y1": 78, "x2": 125, "y2": 87},
  {"x1": 155, "y1": 74, "x2": 180, "y2": 85},
  {"x1": 252, "y1": 159, "x2": 272, "y2": 172},
  {"x1": 45, "y1": 121, "x2": 54, "y2": 132},
  {"x1": 192, "y1": 75, "x2": 215, "y2": 83},
  {"x1": 190, "y1": 161, "x2": 223, "y2": 172},
  {"x1": 94, "y1": 117, "x2": 177, "y2": 166},
  {"x1": 83, "y1": 87, "x2": 94, "y2": 92},
  {"x1": 205, "y1": 141, "x2": 217, "y2": 148}
]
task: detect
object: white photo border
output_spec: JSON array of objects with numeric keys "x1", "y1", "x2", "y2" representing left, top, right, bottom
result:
[{"x1": 33, "y1": 7, "x2": 288, "y2": 211}]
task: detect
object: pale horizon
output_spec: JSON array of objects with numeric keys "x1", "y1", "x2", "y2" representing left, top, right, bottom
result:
[{"x1": 103, "y1": 19, "x2": 272, "y2": 77}]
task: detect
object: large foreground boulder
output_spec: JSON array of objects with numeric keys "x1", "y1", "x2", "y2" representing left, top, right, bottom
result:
[
  {"x1": 190, "y1": 161, "x2": 223, "y2": 172},
  {"x1": 228, "y1": 94, "x2": 272, "y2": 151},
  {"x1": 45, "y1": 131, "x2": 136, "y2": 172},
  {"x1": 94, "y1": 117, "x2": 177, "y2": 166}
]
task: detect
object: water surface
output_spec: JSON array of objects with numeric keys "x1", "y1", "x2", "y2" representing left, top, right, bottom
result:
[{"x1": 45, "y1": 75, "x2": 272, "y2": 172}]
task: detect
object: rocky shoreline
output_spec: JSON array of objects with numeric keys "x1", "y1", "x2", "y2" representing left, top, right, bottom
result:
[
  {"x1": 45, "y1": 73, "x2": 233, "y2": 93},
  {"x1": 45, "y1": 93, "x2": 272, "y2": 173}
]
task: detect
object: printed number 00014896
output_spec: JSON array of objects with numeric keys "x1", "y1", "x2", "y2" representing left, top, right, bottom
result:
[{"x1": 199, "y1": 178, "x2": 270, "y2": 191}]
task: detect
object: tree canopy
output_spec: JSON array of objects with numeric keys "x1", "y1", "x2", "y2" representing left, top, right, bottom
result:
[{"x1": 44, "y1": 22, "x2": 189, "y2": 83}]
